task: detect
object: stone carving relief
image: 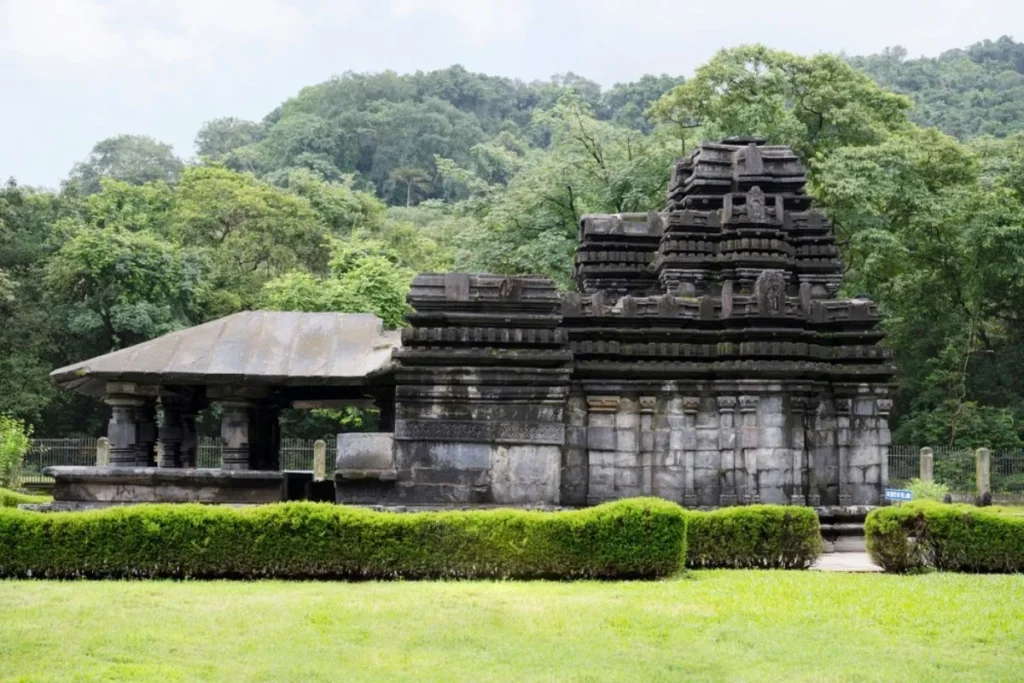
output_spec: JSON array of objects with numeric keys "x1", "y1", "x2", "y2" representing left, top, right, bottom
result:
[
  {"x1": 755, "y1": 270, "x2": 786, "y2": 315},
  {"x1": 746, "y1": 186, "x2": 767, "y2": 223}
]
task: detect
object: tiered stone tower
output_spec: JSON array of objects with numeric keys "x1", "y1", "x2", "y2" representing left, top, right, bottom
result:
[{"x1": 379, "y1": 137, "x2": 895, "y2": 507}]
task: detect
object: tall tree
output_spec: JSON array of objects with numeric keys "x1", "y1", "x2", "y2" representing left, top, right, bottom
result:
[
  {"x1": 650, "y1": 45, "x2": 912, "y2": 162},
  {"x1": 816, "y1": 128, "x2": 1024, "y2": 446},
  {"x1": 67, "y1": 135, "x2": 185, "y2": 195}
]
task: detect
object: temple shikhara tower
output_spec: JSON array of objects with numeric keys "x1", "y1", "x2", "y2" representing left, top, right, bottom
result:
[
  {"x1": 560, "y1": 138, "x2": 895, "y2": 507},
  {"x1": 48, "y1": 138, "x2": 896, "y2": 509}
]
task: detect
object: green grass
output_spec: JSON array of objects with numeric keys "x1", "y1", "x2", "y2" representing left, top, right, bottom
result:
[
  {"x1": 1, "y1": 573, "x2": 1022, "y2": 682},
  {"x1": 0, "y1": 487, "x2": 50, "y2": 508}
]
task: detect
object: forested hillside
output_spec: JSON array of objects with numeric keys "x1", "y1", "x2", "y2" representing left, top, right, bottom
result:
[
  {"x1": 3, "y1": 37, "x2": 1024, "y2": 447},
  {"x1": 851, "y1": 36, "x2": 1024, "y2": 138}
]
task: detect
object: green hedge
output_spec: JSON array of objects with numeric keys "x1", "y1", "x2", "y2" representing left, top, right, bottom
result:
[
  {"x1": 686, "y1": 506, "x2": 822, "y2": 569},
  {"x1": 0, "y1": 497, "x2": 686, "y2": 580},
  {"x1": 0, "y1": 487, "x2": 50, "y2": 508},
  {"x1": 866, "y1": 502, "x2": 1024, "y2": 573}
]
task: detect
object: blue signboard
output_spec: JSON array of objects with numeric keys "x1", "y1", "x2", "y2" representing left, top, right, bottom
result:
[{"x1": 884, "y1": 488, "x2": 913, "y2": 502}]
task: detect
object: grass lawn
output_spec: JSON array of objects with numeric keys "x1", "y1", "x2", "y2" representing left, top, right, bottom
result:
[{"x1": 1, "y1": 572, "x2": 1022, "y2": 682}]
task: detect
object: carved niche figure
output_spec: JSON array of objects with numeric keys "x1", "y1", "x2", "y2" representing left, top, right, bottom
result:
[
  {"x1": 746, "y1": 186, "x2": 768, "y2": 223},
  {"x1": 755, "y1": 270, "x2": 786, "y2": 315}
]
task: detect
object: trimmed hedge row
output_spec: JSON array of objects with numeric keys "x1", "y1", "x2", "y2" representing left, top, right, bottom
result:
[
  {"x1": 0, "y1": 487, "x2": 50, "y2": 508},
  {"x1": 0, "y1": 499, "x2": 824, "y2": 579},
  {"x1": 686, "y1": 505, "x2": 822, "y2": 569},
  {"x1": 0, "y1": 497, "x2": 687, "y2": 580},
  {"x1": 866, "y1": 502, "x2": 1024, "y2": 573}
]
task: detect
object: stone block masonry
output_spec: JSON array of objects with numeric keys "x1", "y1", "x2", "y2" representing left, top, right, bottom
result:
[{"x1": 368, "y1": 139, "x2": 896, "y2": 508}]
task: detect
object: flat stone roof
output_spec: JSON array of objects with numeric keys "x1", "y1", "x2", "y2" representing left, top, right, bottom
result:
[{"x1": 51, "y1": 311, "x2": 401, "y2": 396}]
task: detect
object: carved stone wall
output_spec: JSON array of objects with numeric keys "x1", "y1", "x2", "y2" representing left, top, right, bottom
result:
[
  {"x1": 377, "y1": 138, "x2": 895, "y2": 509},
  {"x1": 377, "y1": 273, "x2": 571, "y2": 505}
]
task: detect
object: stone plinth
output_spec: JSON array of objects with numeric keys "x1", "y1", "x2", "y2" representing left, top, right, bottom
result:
[
  {"x1": 45, "y1": 466, "x2": 284, "y2": 505},
  {"x1": 334, "y1": 432, "x2": 398, "y2": 503}
]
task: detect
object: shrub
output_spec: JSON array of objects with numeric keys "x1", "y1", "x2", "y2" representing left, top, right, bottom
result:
[
  {"x1": 0, "y1": 497, "x2": 687, "y2": 580},
  {"x1": 907, "y1": 478, "x2": 950, "y2": 502},
  {"x1": 866, "y1": 502, "x2": 1024, "y2": 573},
  {"x1": 0, "y1": 487, "x2": 51, "y2": 508},
  {"x1": 686, "y1": 505, "x2": 822, "y2": 569},
  {"x1": 0, "y1": 414, "x2": 32, "y2": 489}
]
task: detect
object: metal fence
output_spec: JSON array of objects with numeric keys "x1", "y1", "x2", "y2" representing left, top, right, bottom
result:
[
  {"x1": 886, "y1": 445, "x2": 920, "y2": 487},
  {"x1": 22, "y1": 436, "x2": 336, "y2": 483},
  {"x1": 281, "y1": 436, "x2": 337, "y2": 471},
  {"x1": 887, "y1": 446, "x2": 1024, "y2": 494},
  {"x1": 992, "y1": 450, "x2": 1024, "y2": 494},
  {"x1": 20, "y1": 437, "x2": 98, "y2": 484}
]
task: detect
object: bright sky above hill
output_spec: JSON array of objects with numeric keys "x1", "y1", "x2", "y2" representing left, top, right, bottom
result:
[{"x1": 1, "y1": 0, "x2": 1020, "y2": 187}]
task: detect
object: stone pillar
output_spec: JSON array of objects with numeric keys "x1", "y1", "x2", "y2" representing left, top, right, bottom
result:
[
  {"x1": 639, "y1": 396, "x2": 656, "y2": 496},
  {"x1": 976, "y1": 447, "x2": 991, "y2": 498},
  {"x1": 181, "y1": 412, "x2": 198, "y2": 468},
  {"x1": 220, "y1": 400, "x2": 254, "y2": 471},
  {"x1": 654, "y1": 397, "x2": 684, "y2": 505},
  {"x1": 133, "y1": 401, "x2": 158, "y2": 467},
  {"x1": 106, "y1": 396, "x2": 142, "y2": 467},
  {"x1": 614, "y1": 397, "x2": 642, "y2": 498},
  {"x1": 739, "y1": 395, "x2": 759, "y2": 504},
  {"x1": 681, "y1": 396, "x2": 699, "y2": 507},
  {"x1": 717, "y1": 396, "x2": 738, "y2": 505},
  {"x1": 586, "y1": 396, "x2": 619, "y2": 504},
  {"x1": 96, "y1": 437, "x2": 110, "y2": 466},
  {"x1": 158, "y1": 399, "x2": 184, "y2": 468},
  {"x1": 920, "y1": 447, "x2": 934, "y2": 483},
  {"x1": 806, "y1": 396, "x2": 826, "y2": 507},
  {"x1": 313, "y1": 440, "x2": 327, "y2": 481},
  {"x1": 248, "y1": 404, "x2": 280, "y2": 471},
  {"x1": 790, "y1": 397, "x2": 809, "y2": 505},
  {"x1": 877, "y1": 396, "x2": 893, "y2": 495},
  {"x1": 561, "y1": 392, "x2": 588, "y2": 505},
  {"x1": 836, "y1": 398, "x2": 852, "y2": 506}
]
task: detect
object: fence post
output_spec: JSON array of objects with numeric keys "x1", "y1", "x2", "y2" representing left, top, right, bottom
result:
[
  {"x1": 919, "y1": 447, "x2": 934, "y2": 483},
  {"x1": 313, "y1": 440, "x2": 327, "y2": 481},
  {"x1": 975, "y1": 447, "x2": 991, "y2": 497},
  {"x1": 96, "y1": 437, "x2": 110, "y2": 467}
]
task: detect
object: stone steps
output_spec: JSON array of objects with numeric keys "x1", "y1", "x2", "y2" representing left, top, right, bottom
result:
[{"x1": 817, "y1": 505, "x2": 873, "y2": 554}]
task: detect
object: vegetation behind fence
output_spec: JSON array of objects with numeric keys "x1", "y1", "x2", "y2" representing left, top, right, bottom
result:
[{"x1": 887, "y1": 446, "x2": 1024, "y2": 494}]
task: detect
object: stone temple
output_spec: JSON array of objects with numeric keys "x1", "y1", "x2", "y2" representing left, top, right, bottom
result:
[{"x1": 47, "y1": 138, "x2": 895, "y2": 509}]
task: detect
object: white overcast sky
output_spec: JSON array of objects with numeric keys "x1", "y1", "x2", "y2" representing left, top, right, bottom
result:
[{"x1": 1, "y1": 0, "x2": 1021, "y2": 188}]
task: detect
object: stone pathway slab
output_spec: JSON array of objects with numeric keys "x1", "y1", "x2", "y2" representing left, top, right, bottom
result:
[{"x1": 811, "y1": 552, "x2": 883, "y2": 572}]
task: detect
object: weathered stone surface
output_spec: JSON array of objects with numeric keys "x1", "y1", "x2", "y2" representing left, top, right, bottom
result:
[
  {"x1": 336, "y1": 433, "x2": 396, "y2": 471},
  {"x1": 46, "y1": 466, "x2": 284, "y2": 504}
]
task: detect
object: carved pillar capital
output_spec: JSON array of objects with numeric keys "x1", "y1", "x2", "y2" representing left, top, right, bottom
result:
[
  {"x1": 681, "y1": 396, "x2": 700, "y2": 415},
  {"x1": 876, "y1": 399, "x2": 893, "y2": 417},
  {"x1": 587, "y1": 395, "x2": 620, "y2": 413},
  {"x1": 716, "y1": 396, "x2": 737, "y2": 412},
  {"x1": 790, "y1": 396, "x2": 811, "y2": 414}
]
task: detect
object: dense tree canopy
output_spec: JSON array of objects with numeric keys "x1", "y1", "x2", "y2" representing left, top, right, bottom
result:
[
  {"x1": 851, "y1": 36, "x2": 1024, "y2": 139},
  {"x1": 6, "y1": 38, "x2": 1024, "y2": 444}
]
